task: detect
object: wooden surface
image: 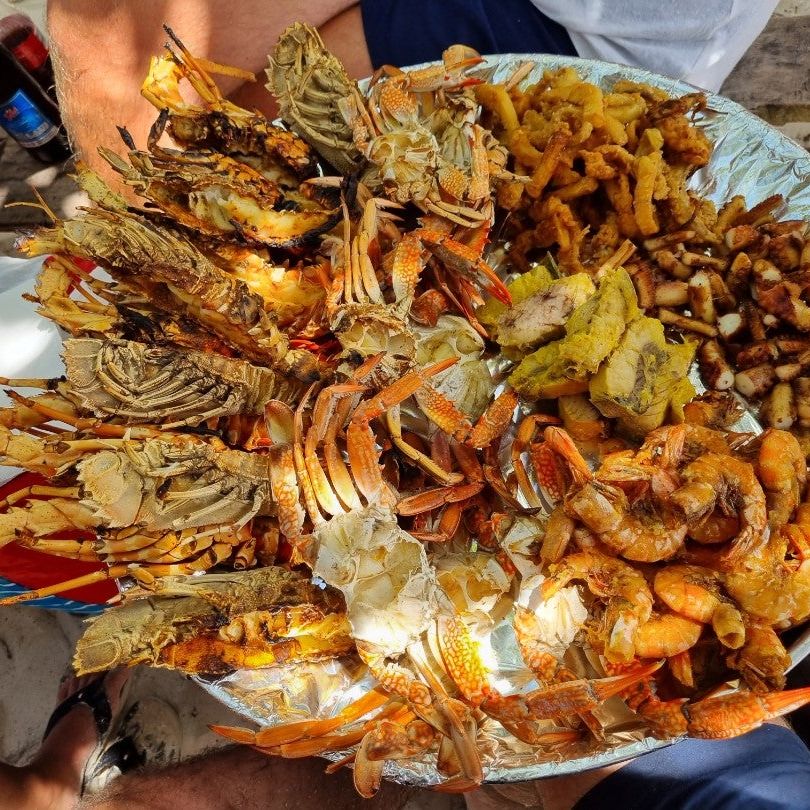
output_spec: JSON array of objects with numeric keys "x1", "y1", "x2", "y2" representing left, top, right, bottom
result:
[{"x1": 721, "y1": 13, "x2": 810, "y2": 139}]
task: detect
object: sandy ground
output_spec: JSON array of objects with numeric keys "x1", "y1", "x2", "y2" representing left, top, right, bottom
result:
[{"x1": 0, "y1": 607, "x2": 243, "y2": 766}]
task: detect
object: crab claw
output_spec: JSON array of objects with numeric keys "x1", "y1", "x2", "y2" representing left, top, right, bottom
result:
[
  {"x1": 524, "y1": 660, "x2": 664, "y2": 719},
  {"x1": 392, "y1": 229, "x2": 511, "y2": 316},
  {"x1": 353, "y1": 734, "x2": 385, "y2": 798},
  {"x1": 685, "y1": 685, "x2": 810, "y2": 739},
  {"x1": 396, "y1": 482, "x2": 485, "y2": 516}
]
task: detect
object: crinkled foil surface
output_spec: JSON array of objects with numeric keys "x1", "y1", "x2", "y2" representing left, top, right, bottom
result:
[{"x1": 197, "y1": 54, "x2": 810, "y2": 787}]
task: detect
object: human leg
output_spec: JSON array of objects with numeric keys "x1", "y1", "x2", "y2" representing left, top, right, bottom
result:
[
  {"x1": 359, "y1": 0, "x2": 575, "y2": 70},
  {"x1": 0, "y1": 669, "x2": 130, "y2": 810},
  {"x1": 571, "y1": 724, "x2": 810, "y2": 810},
  {"x1": 79, "y1": 746, "x2": 433, "y2": 810},
  {"x1": 46, "y1": 0, "x2": 370, "y2": 180}
]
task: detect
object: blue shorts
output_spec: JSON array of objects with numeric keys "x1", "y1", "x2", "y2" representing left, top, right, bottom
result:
[
  {"x1": 574, "y1": 725, "x2": 810, "y2": 810},
  {"x1": 359, "y1": 0, "x2": 576, "y2": 68}
]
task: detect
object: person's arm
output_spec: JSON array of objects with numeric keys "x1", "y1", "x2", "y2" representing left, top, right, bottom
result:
[{"x1": 47, "y1": 0, "x2": 371, "y2": 182}]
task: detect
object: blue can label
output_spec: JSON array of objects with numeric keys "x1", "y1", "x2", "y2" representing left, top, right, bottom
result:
[{"x1": 0, "y1": 88, "x2": 58, "y2": 148}]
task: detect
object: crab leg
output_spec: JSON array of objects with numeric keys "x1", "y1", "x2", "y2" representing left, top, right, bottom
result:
[
  {"x1": 304, "y1": 383, "x2": 366, "y2": 516},
  {"x1": 413, "y1": 385, "x2": 474, "y2": 444},
  {"x1": 384, "y1": 409, "x2": 464, "y2": 486},
  {"x1": 0, "y1": 498, "x2": 100, "y2": 547},
  {"x1": 683, "y1": 687, "x2": 810, "y2": 738},
  {"x1": 347, "y1": 357, "x2": 458, "y2": 506},
  {"x1": 279, "y1": 727, "x2": 370, "y2": 759},
  {"x1": 417, "y1": 229, "x2": 511, "y2": 305},
  {"x1": 304, "y1": 383, "x2": 366, "y2": 517},
  {"x1": 211, "y1": 687, "x2": 393, "y2": 748},
  {"x1": 357, "y1": 642, "x2": 433, "y2": 707},
  {"x1": 0, "y1": 377, "x2": 60, "y2": 389},
  {"x1": 511, "y1": 414, "x2": 564, "y2": 508},
  {"x1": 406, "y1": 645, "x2": 483, "y2": 787},
  {"x1": 438, "y1": 615, "x2": 661, "y2": 725},
  {"x1": 17, "y1": 537, "x2": 97, "y2": 559},
  {"x1": 396, "y1": 482, "x2": 484, "y2": 516},
  {"x1": 468, "y1": 389, "x2": 521, "y2": 448},
  {"x1": 0, "y1": 484, "x2": 81, "y2": 509},
  {"x1": 162, "y1": 25, "x2": 255, "y2": 104},
  {"x1": 322, "y1": 400, "x2": 364, "y2": 511},
  {"x1": 5, "y1": 390, "x2": 160, "y2": 438},
  {"x1": 268, "y1": 442, "x2": 305, "y2": 540},
  {"x1": 513, "y1": 606, "x2": 603, "y2": 734},
  {"x1": 292, "y1": 387, "x2": 324, "y2": 527},
  {"x1": 392, "y1": 229, "x2": 511, "y2": 317},
  {"x1": 99, "y1": 527, "x2": 184, "y2": 554},
  {"x1": 382, "y1": 46, "x2": 484, "y2": 94},
  {"x1": 351, "y1": 199, "x2": 385, "y2": 304},
  {"x1": 317, "y1": 354, "x2": 387, "y2": 509},
  {"x1": 415, "y1": 386, "x2": 520, "y2": 449},
  {"x1": 127, "y1": 543, "x2": 234, "y2": 580},
  {"x1": 0, "y1": 564, "x2": 129, "y2": 605},
  {"x1": 353, "y1": 718, "x2": 437, "y2": 798}
]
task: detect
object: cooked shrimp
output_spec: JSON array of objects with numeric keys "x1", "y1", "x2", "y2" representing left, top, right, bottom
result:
[
  {"x1": 724, "y1": 506, "x2": 810, "y2": 628},
  {"x1": 654, "y1": 564, "x2": 745, "y2": 649},
  {"x1": 757, "y1": 428, "x2": 807, "y2": 529},
  {"x1": 558, "y1": 428, "x2": 688, "y2": 562},
  {"x1": 599, "y1": 501, "x2": 688, "y2": 562},
  {"x1": 682, "y1": 391, "x2": 744, "y2": 430},
  {"x1": 782, "y1": 503, "x2": 810, "y2": 560},
  {"x1": 596, "y1": 450, "x2": 679, "y2": 505},
  {"x1": 633, "y1": 612, "x2": 703, "y2": 659},
  {"x1": 725, "y1": 623, "x2": 791, "y2": 692},
  {"x1": 687, "y1": 511, "x2": 740, "y2": 545},
  {"x1": 565, "y1": 480, "x2": 627, "y2": 534},
  {"x1": 541, "y1": 550, "x2": 653, "y2": 663},
  {"x1": 639, "y1": 423, "x2": 734, "y2": 467},
  {"x1": 725, "y1": 562, "x2": 810, "y2": 629},
  {"x1": 669, "y1": 453, "x2": 767, "y2": 560}
]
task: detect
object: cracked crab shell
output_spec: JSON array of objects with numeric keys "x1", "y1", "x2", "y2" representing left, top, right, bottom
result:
[
  {"x1": 434, "y1": 551, "x2": 512, "y2": 623},
  {"x1": 311, "y1": 506, "x2": 440, "y2": 658},
  {"x1": 500, "y1": 516, "x2": 588, "y2": 658},
  {"x1": 414, "y1": 314, "x2": 494, "y2": 419}
]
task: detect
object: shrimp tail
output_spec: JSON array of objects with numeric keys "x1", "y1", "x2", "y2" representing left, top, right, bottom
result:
[{"x1": 722, "y1": 526, "x2": 764, "y2": 563}]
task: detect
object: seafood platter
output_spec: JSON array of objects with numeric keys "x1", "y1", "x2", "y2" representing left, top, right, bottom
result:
[{"x1": 3, "y1": 20, "x2": 810, "y2": 792}]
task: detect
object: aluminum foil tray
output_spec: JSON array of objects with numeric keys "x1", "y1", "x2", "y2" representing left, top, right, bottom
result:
[{"x1": 196, "y1": 53, "x2": 810, "y2": 787}]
